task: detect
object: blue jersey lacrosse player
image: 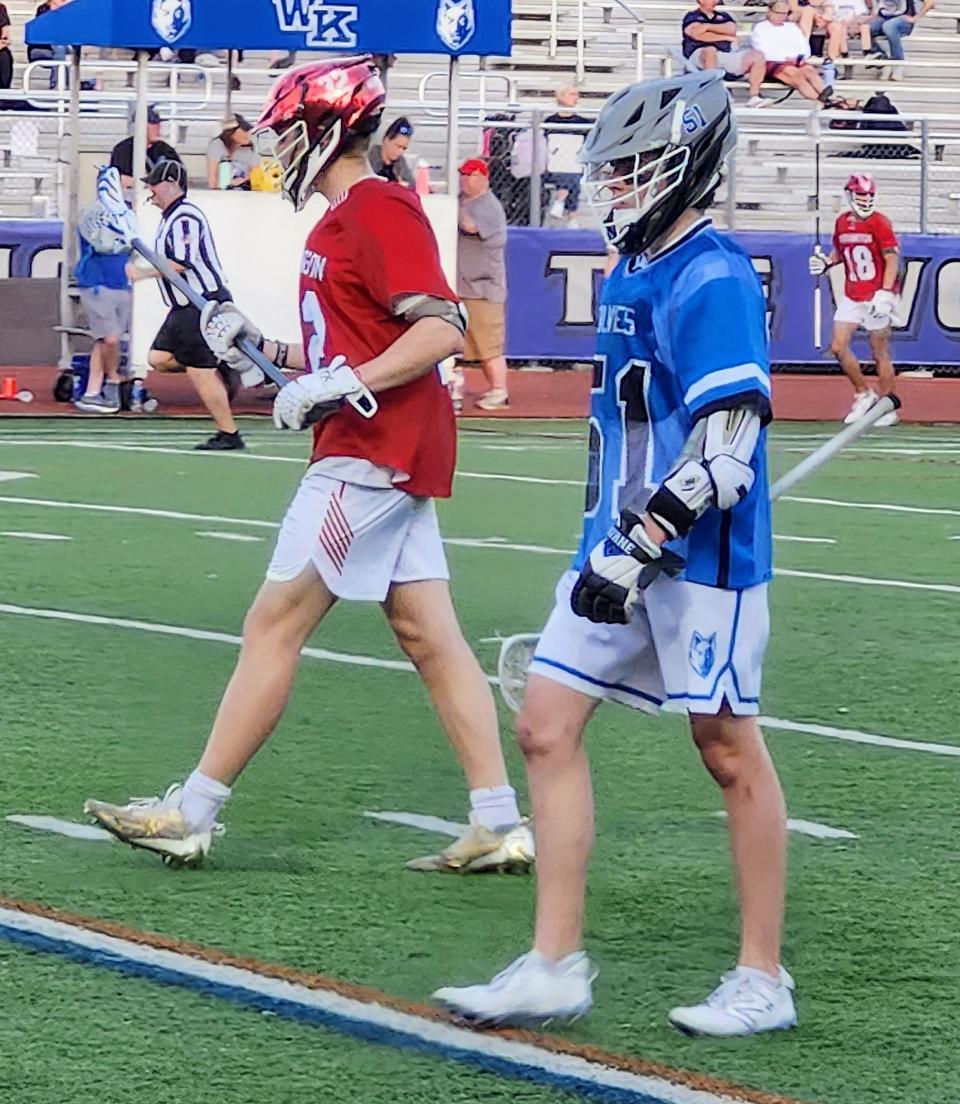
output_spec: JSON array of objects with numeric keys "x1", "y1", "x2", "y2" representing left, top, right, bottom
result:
[{"x1": 434, "y1": 72, "x2": 796, "y2": 1037}]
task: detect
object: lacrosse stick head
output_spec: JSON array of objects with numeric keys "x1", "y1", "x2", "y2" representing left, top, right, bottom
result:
[
  {"x1": 95, "y1": 165, "x2": 139, "y2": 250},
  {"x1": 78, "y1": 202, "x2": 132, "y2": 256},
  {"x1": 497, "y1": 634, "x2": 541, "y2": 714}
]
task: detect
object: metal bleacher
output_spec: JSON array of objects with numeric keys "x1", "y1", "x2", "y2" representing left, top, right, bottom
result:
[{"x1": 1, "y1": 0, "x2": 959, "y2": 231}]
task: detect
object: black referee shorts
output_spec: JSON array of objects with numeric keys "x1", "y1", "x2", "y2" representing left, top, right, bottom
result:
[{"x1": 152, "y1": 301, "x2": 228, "y2": 370}]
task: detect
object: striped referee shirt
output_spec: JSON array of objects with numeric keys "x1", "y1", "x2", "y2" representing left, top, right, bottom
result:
[{"x1": 155, "y1": 196, "x2": 230, "y2": 308}]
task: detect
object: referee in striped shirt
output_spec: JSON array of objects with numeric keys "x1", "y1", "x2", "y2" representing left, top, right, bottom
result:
[{"x1": 129, "y1": 160, "x2": 244, "y2": 450}]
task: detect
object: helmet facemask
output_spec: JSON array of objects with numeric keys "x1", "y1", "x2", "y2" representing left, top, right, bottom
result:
[
  {"x1": 846, "y1": 185, "x2": 876, "y2": 219},
  {"x1": 584, "y1": 143, "x2": 691, "y2": 249},
  {"x1": 254, "y1": 117, "x2": 345, "y2": 211}
]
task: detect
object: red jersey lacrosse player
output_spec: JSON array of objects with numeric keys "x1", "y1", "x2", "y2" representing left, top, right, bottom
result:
[
  {"x1": 85, "y1": 57, "x2": 533, "y2": 874},
  {"x1": 809, "y1": 173, "x2": 901, "y2": 426}
]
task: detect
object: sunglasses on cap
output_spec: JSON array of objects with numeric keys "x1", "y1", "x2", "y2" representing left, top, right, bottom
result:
[{"x1": 387, "y1": 120, "x2": 413, "y2": 139}]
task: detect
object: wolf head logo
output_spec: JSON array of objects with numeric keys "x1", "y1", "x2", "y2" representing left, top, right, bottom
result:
[
  {"x1": 688, "y1": 631, "x2": 716, "y2": 679},
  {"x1": 436, "y1": 0, "x2": 476, "y2": 51},
  {"x1": 152, "y1": 0, "x2": 192, "y2": 45}
]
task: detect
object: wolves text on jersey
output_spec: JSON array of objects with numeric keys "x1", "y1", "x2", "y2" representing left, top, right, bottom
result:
[
  {"x1": 596, "y1": 303, "x2": 636, "y2": 337},
  {"x1": 301, "y1": 250, "x2": 328, "y2": 281}
]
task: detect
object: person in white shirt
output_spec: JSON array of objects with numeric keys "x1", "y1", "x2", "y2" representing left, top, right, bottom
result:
[{"x1": 750, "y1": 0, "x2": 837, "y2": 103}]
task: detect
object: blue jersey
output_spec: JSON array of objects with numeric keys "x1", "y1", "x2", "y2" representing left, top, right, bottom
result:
[
  {"x1": 75, "y1": 234, "x2": 130, "y2": 291},
  {"x1": 574, "y1": 219, "x2": 772, "y2": 591}
]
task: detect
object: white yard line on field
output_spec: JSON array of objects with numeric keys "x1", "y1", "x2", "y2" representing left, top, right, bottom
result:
[
  {"x1": 0, "y1": 531, "x2": 72, "y2": 541},
  {"x1": 0, "y1": 471, "x2": 36, "y2": 483},
  {"x1": 0, "y1": 602, "x2": 957, "y2": 759},
  {"x1": 1, "y1": 495, "x2": 956, "y2": 595},
  {"x1": 195, "y1": 531, "x2": 265, "y2": 543},
  {"x1": 781, "y1": 495, "x2": 960, "y2": 518},
  {"x1": 5, "y1": 815, "x2": 111, "y2": 841},
  {"x1": 713, "y1": 811, "x2": 858, "y2": 840}
]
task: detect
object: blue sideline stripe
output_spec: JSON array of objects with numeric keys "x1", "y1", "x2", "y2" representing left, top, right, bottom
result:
[
  {"x1": 0, "y1": 920, "x2": 677, "y2": 1104},
  {"x1": 532, "y1": 656, "x2": 663, "y2": 707}
]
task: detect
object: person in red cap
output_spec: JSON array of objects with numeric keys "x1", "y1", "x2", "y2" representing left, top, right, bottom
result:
[{"x1": 457, "y1": 157, "x2": 509, "y2": 411}]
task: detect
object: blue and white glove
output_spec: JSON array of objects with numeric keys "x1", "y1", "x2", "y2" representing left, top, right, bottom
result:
[
  {"x1": 869, "y1": 289, "x2": 897, "y2": 326},
  {"x1": 272, "y1": 356, "x2": 374, "y2": 431},
  {"x1": 570, "y1": 510, "x2": 685, "y2": 625}
]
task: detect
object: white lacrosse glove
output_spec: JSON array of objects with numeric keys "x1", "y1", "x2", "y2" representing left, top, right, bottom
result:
[
  {"x1": 272, "y1": 356, "x2": 372, "y2": 431},
  {"x1": 808, "y1": 250, "x2": 829, "y2": 277},
  {"x1": 200, "y1": 301, "x2": 267, "y2": 388},
  {"x1": 869, "y1": 289, "x2": 897, "y2": 325}
]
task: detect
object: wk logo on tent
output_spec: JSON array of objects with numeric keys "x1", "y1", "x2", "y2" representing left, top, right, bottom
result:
[
  {"x1": 272, "y1": 0, "x2": 359, "y2": 48},
  {"x1": 151, "y1": 0, "x2": 192, "y2": 44},
  {"x1": 436, "y1": 0, "x2": 476, "y2": 49}
]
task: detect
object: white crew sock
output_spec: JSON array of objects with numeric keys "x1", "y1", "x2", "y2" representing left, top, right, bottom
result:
[
  {"x1": 469, "y1": 785, "x2": 520, "y2": 832},
  {"x1": 180, "y1": 769, "x2": 231, "y2": 832}
]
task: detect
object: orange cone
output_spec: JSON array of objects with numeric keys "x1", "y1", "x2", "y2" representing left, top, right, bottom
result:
[{"x1": 0, "y1": 376, "x2": 17, "y2": 400}]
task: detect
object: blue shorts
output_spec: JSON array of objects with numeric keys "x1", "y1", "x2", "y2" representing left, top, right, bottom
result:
[{"x1": 529, "y1": 570, "x2": 769, "y2": 716}]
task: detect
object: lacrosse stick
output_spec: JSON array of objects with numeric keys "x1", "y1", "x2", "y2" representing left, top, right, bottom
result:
[
  {"x1": 95, "y1": 167, "x2": 377, "y2": 420},
  {"x1": 497, "y1": 393, "x2": 901, "y2": 713},
  {"x1": 809, "y1": 112, "x2": 824, "y2": 350}
]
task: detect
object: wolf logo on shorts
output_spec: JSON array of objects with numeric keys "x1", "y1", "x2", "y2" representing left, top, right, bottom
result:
[{"x1": 689, "y1": 632, "x2": 716, "y2": 678}]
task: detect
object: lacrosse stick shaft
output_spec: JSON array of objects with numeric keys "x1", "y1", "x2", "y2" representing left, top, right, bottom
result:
[
  {"x1": 813, "y1": 130, "x2": 823, "y2": 350},
  {"x1": 127, "y1": 235, "x2": 289, "y2": 390},
  {"x1": 769, "y1": 394, "x2": 900, "y2": 500}
]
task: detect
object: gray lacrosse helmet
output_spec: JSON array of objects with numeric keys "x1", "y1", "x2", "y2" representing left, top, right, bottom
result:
[{"x1": 579, "y1": 72, "x2": 736, "y2": 254}]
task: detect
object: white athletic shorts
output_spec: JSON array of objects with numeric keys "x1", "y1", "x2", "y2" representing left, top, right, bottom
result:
[
  {"x1": 834, "y1": 294, "x2": 905, "y2": 332},
  {"x1": 266, "y1": 467, "x2": 449, "y2": 601},
  {"x1": 529, "y1": 570, "x2": 770, "y2": 717}
]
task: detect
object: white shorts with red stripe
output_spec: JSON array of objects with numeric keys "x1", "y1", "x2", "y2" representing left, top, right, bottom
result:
[{"x1": 266, "y1": 466, "x2": 449, "y2": 601}]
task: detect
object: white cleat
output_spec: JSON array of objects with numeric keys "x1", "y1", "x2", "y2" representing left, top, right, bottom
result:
[
  {"x1": 843, "y1": 389, "x2": 878, "y2": 425},
  {"x1": 873, "y1": 410, "x2": 899, "y2": 427},
  {"x1": 668, "y1": 965, "x2": 797, "y2": 1038},
  {"x1": 84, "y1": 784, "x2": 222, "y2": 868},
  {"x1": 407, "y1": 820, "x2": 535, "y2": 874},
  {"x1": 433, "y1": 950, "x2": 597, "y2": 1027}
]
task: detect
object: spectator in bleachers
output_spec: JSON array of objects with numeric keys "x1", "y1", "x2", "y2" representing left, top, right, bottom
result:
[
  {"x1": 543, "y1": 84, "x2": 591, "y2": 224},
  {"x1": 206, "y1": 114, "x2": 258, "y2": 190},
  {"x1": 838, "y1": 0, "x2": 874, "y2": 57},
  {"x1": 457, "y1": 159, "x2": 509, "y2": 411},
  {"x1": 681, "y1": 0, "x2": 768, "y2": 109},
  {"x1": 109, "y1": 105, "x2": 182, "y2": 191},
  {"x1": 0, "y1": 3, "x2": 12, "y2": 90},
  {"x1": 791, "y1": 0, "x2": 848, "y2": 64},
  {"x1": 868, "y1": 0, "x2": 936, "y2": 78},
  {"x1": 370, "y1": 117, "x2": 415, "y2": 186},
  {"x1": 751, "y1": 0, "x2": 844, "y2": 104},
  {"x1": 29, "y1": 0, "x2": 68, "y2": 89}
]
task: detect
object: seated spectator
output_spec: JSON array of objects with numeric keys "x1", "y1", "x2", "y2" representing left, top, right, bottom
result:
[
  {"x1": 0, "y1": 3, "x2": 12, "y2": 90},
  {"x1": 751, "y1": 1, "x2": 848, "y2": 104},
  {"x1": 837, "y1": 0, "x2": 874, "y2": 56},
  {"x1": 543, "y1": 83, "x2": 592, "y2": 223},
  {"x1": 370, "y1": 117, "x2": 415, "y2": 186},
  {"x1": 206, "y1": 114, "x2": 258, "y2": 190},
  {"x1": 869, "y1": 0, "x2": 935, "y2": 76},
  {"x1": 29, "y1": 0, "x2": 68, "y2": 89},
  {"x1": 110, "y1": 105, "x2": 182, "y2": 191},
  {"x1": 682, "y1": 0, "x2": 768, "y2": 108},
  {"x1": 790, "y1": 0, "x2": 849, "y2": 63}
]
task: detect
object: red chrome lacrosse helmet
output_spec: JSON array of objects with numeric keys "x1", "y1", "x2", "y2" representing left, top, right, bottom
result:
[
  {"x1": 845, "y1": 173, "x2": 878, "y2": 219},
  {"x1": 254, "y1": 56, "x2": 385, "y2": 210}
]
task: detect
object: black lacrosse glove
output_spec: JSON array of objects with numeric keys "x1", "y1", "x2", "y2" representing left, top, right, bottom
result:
[{"x1": 570, "y1": 510, "x2": 685, "y2": 625}]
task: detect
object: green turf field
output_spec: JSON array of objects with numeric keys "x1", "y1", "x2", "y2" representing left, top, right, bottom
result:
[{"x1": 0, "y1": 416, "x2": 957, "y2": 1104}]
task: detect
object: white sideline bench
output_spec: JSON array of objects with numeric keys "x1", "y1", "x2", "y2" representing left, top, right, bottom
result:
[{"x1": 0, "y1": 168, "x2": 50, "y2": 190}]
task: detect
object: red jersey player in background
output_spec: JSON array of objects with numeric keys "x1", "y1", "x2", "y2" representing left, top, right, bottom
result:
[
  {"x1": 809, "y1": 173, "x2": 901, "y2": 427},
  {"x1": 85, "y1": 58, "x2": 534, "y2": 875}
]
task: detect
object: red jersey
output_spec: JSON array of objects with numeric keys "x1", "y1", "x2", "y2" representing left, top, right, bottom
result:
[
  {"x1": 300, "y1": 178, "x2": 458, "y2": 499},
  {"x1": 832, "y1": 210, "x2": 899, "y2": 302}
]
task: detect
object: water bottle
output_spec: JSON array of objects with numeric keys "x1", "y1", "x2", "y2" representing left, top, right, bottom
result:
[
  {"x1": 218, "y1": 157, "x2": 232, "y2": 190},
  {"x1": 130, "y1": 379, "x2": 146, "y2": 413},
  {"x1": 821, "y1": 60, "x2": 836, "y2": 89}
]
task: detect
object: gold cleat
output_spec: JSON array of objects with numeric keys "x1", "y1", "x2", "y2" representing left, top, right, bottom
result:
[
  {"x1": 83, "y1": 785, "x2": 218, "y2": 869},
  {"x1": 407, "y1": 820, "x2": 535, "y2": 875}
]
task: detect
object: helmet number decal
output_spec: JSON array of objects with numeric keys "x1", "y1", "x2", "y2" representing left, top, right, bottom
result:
[{"x1": 681, "y1": 105, "x2": 707, "y2": 135}]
